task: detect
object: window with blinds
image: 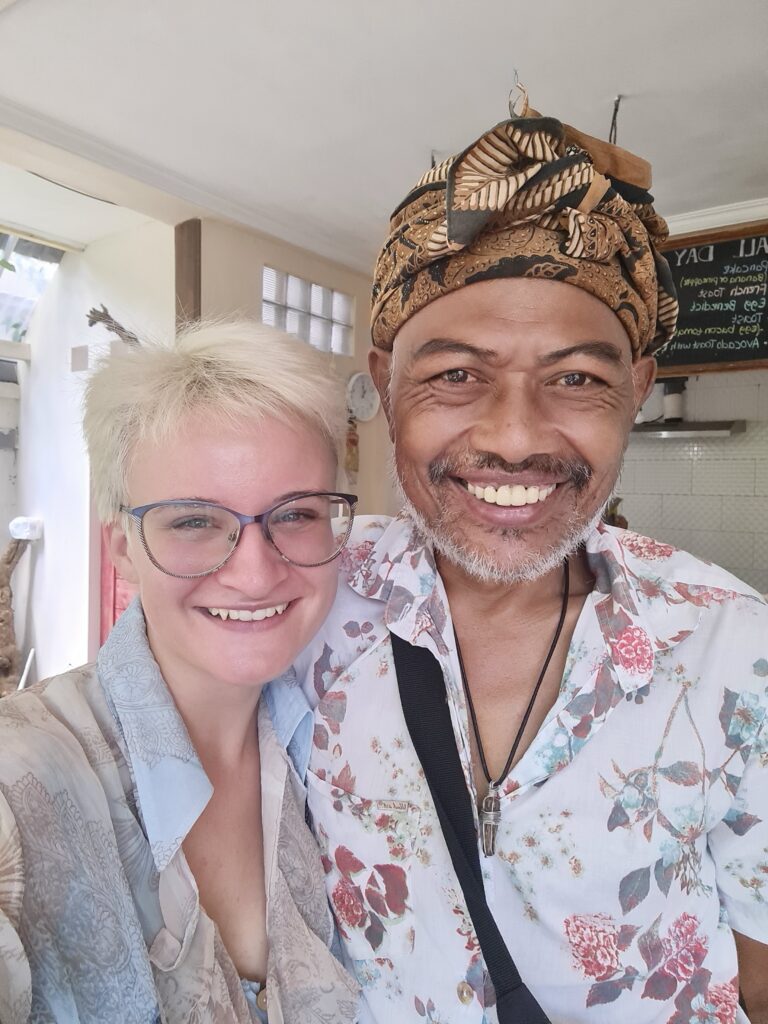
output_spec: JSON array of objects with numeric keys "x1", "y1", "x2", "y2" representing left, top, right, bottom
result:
[
  {"x1": 262, "y1": 266, "x2": 354, "y2": 356},
  {"x1": 0, "y1": 234, "x2": 63, "y2": 342}
]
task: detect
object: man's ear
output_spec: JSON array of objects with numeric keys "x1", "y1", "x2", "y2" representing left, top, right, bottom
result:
[
  {"x1": 633, "y1": 355, "x2": 657, "y2": 415},
  {"x1": 368, "y1": 347, "x2": 395, "y2": 442},
  {"x1": 105, "y1": 520, "x2": 140, "y2": 584}
]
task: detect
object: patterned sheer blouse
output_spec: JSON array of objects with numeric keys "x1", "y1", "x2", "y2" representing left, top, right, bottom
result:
[{"x1": 0, "y1": 600, "x2": 358, "y2": 1024}]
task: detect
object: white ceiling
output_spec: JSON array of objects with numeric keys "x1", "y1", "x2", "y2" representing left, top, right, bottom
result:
[
  {"x1": 0, "y1": 161, "x2": 149, "y2": 249},
  {"x1": 0, "y1": 0, "x2": 765, "y2": 270}
]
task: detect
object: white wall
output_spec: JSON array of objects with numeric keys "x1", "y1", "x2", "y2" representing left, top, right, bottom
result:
[
  {"x1": 618, "y1": 369, "x2": 768, "y2": 594},
  {"x1": 16, "y1": 219, "x2": 174, "y2": 680}
]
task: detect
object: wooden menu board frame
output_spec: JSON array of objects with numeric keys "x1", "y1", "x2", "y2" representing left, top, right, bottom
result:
[{"x1": 656, "y1": 218, "x2": 768, "y2": 377}]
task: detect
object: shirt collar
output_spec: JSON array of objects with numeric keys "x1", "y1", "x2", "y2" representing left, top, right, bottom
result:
[
  {"x1": 349, "y1": 514, "x2": 714, "y2": 696},
  {"x1": 583, "y1": 524, "x2": 706, "y2": 694},
  {"x1": 346, "y1": 511, "x2": 449, "y2": 654},
  {"x1": 98, "y1": 600, "x2": 314, "y2": 871},
  {"x1": 97, "y1": 598, "x2": 213, "y2": 872},
  {"x1": 262, "y1": 669, "x2": 313, "y2": 781}
]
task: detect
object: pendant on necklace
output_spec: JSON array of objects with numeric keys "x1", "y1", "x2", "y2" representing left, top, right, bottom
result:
[{"x1": 479, "y1": 783, "x2": 501, "y2": 857}]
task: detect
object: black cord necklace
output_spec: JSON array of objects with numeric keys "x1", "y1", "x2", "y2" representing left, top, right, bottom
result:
[{"x1": 454, "y1": 559, "x2": 570, "y2": 857}]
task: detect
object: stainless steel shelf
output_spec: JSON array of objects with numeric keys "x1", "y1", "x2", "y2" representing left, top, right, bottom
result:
[{"x1": 631, "y1": 420, "x2": 746, "y2": 439}]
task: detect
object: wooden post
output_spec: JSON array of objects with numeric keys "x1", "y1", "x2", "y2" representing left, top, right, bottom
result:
[{"x1": 175, "y1": 218, "x2": 202, "y2": 328}]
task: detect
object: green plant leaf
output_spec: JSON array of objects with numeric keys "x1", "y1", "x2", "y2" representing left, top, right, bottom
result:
[{"x1": 0, "y1": 258, "x2": 16, "y2": 272}]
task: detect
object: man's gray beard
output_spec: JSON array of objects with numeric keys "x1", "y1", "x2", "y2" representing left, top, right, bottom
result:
[{"x1": 399, "y1": 489, "x2": 609, "y2": 585}]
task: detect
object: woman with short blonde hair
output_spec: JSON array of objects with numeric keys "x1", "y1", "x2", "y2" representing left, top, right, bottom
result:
[{"x1": 0, "y1": 320, "x2": 360, "y2": 1023}]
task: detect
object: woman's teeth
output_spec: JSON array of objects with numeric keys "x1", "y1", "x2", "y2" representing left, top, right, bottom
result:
[
  {"x1": 464, "y1": 481, "x2": 557, "y2": 506},
  {"x1": 207, "y1": 603, "x2": 288, "y2": 621}
]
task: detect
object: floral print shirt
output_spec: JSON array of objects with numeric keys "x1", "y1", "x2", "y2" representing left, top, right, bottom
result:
[{"x1": 295, "y1": 515, "x2": 768, "y2": 1024}]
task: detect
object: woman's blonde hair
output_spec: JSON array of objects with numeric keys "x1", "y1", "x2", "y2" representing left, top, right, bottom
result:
[{"x1": 83, "y1": 319, "x2": 345, "y2": 523}]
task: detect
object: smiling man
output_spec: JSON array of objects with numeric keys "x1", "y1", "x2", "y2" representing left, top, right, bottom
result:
[{"x1": 298, "y1": 108, "x2": 768, "y2": 1023}]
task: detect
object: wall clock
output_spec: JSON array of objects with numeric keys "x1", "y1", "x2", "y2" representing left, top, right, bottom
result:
[{"x1": 346, "y1": 371, "x2": 380, "y2": 422}]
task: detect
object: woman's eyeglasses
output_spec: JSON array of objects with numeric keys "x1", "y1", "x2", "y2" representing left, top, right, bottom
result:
[{"x1": 120, "y1": 491, "x2": 358, "y2": 578}]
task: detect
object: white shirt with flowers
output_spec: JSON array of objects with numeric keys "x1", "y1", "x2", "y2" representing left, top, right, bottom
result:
[{"x1": 295, "y1": 515, "x2": 768, "y2": 1024}]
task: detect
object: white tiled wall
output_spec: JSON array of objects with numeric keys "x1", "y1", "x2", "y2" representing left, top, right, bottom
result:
[{"x1": 617, "y1": 370, "x2": 768, "y2": 594}]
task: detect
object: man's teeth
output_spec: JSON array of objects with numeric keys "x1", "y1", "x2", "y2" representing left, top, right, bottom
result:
[
  {"x1": 465, "y1": 482, "x2": 557, "y2": 506},
  {"x1": 207, "y1": 603, "x2": 288, "y2": 621}
]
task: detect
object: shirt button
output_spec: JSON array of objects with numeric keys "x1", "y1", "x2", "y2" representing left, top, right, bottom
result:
[
  {"x1": 457, "y1": 981, "x2": 474, "y2": 1004},
  {"x1": 256, "y1": 987, "x2": 268, "y2": 1011}
]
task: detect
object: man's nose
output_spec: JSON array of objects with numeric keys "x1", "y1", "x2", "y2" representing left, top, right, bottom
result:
[
  {"x1": 215, "y1": 520, "x2": 291, "y2": 589},
  {"x1": 468, "y1": 380, "x2": 558, "y2": 462}
]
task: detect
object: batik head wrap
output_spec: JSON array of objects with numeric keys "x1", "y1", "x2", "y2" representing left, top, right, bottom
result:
[{"x1": 371, "y1": 107, "x2": 678, "y2": 358}]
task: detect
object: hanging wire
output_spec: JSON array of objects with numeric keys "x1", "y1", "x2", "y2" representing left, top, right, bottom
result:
[{"x1": 609, "y1": 94, "x2": 623, "y2": 145}]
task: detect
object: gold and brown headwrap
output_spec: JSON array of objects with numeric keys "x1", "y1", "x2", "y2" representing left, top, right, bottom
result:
[{"x1": 371, "y1": 107, "x2": 678, "y2": 358}]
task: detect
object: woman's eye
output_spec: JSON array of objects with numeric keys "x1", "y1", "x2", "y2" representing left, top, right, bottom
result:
[
  {"x1": 171, "y1": 516, "x2": 214, "y2": 530},
  {"x1": 273, "y1": 509, "x2": 317, "y2": 526}
]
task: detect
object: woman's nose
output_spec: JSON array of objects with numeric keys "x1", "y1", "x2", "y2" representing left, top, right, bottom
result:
[{"x1": 215, "y1": 521, "x2": 291, "y2": 590}]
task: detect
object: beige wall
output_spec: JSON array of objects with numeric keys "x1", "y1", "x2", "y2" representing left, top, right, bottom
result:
[{"x1": 199, "y1": 218, "x2": 397, "y2": 515}]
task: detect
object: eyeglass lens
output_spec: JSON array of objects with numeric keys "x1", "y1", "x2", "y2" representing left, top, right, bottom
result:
[{"x1": 140, "y1": 495, "x2": 352, "y2": 575}]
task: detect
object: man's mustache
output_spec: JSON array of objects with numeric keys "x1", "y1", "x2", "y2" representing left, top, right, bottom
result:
[{"x1": 428, "y1": 451, "x2": 592, "y2": 491}]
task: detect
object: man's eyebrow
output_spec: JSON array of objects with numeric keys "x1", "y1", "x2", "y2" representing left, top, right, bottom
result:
[
  {"x1": 537, "y1": 341, "x2": 626, "y2": 368},
  {"x1": 411, "y1": 338, "x2": 497, "y2": 361}
]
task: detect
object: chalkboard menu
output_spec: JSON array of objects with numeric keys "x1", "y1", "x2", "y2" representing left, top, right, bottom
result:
[{"x1": 656, "y1": 222, "x2": 768, "y2": 376}]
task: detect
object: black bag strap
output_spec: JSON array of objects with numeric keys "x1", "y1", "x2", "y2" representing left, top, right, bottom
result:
[{"x1": 391, "y1": 631, "x2": 550, "y2": 1024}]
